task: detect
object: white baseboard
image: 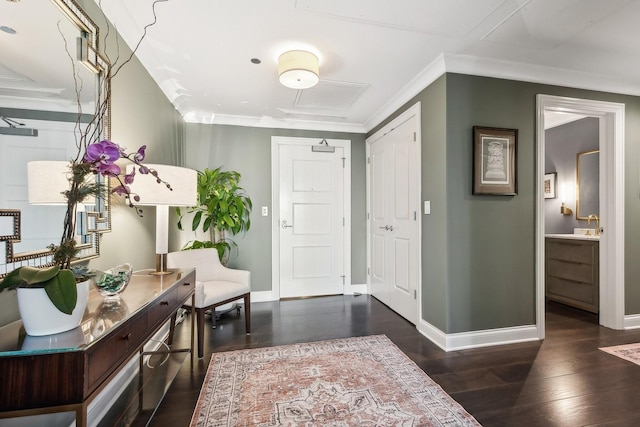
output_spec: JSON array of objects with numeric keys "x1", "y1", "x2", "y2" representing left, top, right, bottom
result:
[
  {"x1": 624, "y1": 314, "x2": 640, "y2": 329},
  {"x1": 251, "y1": 290, "x2": 275, "y2": 302},
  {"x1": 418, "y1": 318, "x2": 540, "y2": 351},
  {"x1": 251, "y1": 286, "x2": 369, "y2": 303},
  {"x1": 345, "y1": 283, "x2": 368, "y2": 295}
]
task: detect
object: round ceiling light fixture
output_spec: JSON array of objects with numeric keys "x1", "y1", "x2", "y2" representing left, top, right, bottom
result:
[{"x1": 278, "y1": 50, "x2": 319, "y2": 90}]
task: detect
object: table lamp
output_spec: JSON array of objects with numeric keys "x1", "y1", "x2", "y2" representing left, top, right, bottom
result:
[{"x1": 126, "y1": 164, "x2": 197, "y2": 274}]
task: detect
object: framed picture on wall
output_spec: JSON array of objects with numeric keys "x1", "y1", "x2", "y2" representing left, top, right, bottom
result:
[
  {"x1": 472, "y1": 126, "x2": 518, "y2": 195},
  {"x1": 544, "y1": 172, "x2": 557, "y2": 199}
]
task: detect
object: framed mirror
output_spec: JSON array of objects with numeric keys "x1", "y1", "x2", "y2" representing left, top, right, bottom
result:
[
  {"x1": 0, "y1": 0, "x2": 111, "y2": 276},
  {"x1": 576, "y1": 149, "x2": 599, "y2": 220}
]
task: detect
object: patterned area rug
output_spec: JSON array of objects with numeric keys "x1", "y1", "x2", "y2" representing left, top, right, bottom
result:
[
  {"x1": 600, "y1": 342, "x2": 640, "y2": 365},
  {"x1": 190, "y1": 335, "x2": 481, "y2": 426}
]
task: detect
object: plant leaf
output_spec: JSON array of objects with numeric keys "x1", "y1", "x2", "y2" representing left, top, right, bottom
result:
[
  {"x1": 0, "y1": 265, "x2": 61, "y2": 291},
  {"x1": 43, "y1": 269, "x2": 77, "y2": 315},
  {"x1": 191, "y1": 210, "x2": 203, "y2": 231}
]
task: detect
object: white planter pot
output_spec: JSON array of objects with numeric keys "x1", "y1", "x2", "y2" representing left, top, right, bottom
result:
[{"x1": 17, "y1": 279, "x2": 90, "y2": 336}]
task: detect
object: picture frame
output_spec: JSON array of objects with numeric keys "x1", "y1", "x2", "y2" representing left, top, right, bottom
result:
[
  {"x1": 544, "y1": 172, "x2": 557, "y2": 199},
  {"x1": 472, "y1": 126, "x2": 518, "y2": 195}
]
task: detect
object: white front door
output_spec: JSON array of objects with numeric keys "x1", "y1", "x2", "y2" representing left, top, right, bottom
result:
[
  {"x1": 368, "y1": 108, "x2": 420, "y2": 325},
  {"x1": 276, "y1": 140, "x2": 348, "y2": 299}
]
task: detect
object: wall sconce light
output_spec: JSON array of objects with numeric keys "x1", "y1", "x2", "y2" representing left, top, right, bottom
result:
[
  {"x1": 560, "y1": 203, "x2": 573, "y2": 215},
  {"x1": 278, "y1": 50, "x2": 319, "y2": 89},
  {"x1": 558, "y1": 182, "x2": 573, "y2": 216}
]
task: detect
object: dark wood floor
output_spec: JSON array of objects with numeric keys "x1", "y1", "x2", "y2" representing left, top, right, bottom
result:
[{"x1": 146, "y1": 296, "x2": 640, "y2": 427}]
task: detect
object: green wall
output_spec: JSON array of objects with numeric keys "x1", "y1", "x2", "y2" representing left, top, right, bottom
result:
[
  {"x1": 77, "y1": 0, "x2": 185, "y2": 272},
  {"x1": 182, "y1": 124, "x2": 367, "y2": 293},
  {"x1": 369, "y1": 72, "x2": 640, "y2": 333}
]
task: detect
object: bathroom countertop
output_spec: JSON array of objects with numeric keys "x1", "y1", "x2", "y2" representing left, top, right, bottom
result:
[{"x1": 545, "y1": 233, "x2": 600, "y2": 241}]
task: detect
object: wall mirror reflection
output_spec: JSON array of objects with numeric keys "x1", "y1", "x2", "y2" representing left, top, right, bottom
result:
[
  {"x1": 576, "y1": 149, "x2": 599, "y2": 220},
  {"x1": 0, "y1": 0, "x2": 111, "y2": 275}
]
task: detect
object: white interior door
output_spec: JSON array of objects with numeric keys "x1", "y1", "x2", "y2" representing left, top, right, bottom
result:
[
  {"x1": 368, "y1": 112, "x2": 419, "y2": 325},
  {"x1": 278, "y1": 142, "x2": 346, "y2": 298}
]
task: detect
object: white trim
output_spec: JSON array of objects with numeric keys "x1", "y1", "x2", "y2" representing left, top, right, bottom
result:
[
  {"x1": 536, "y1": 95, "x2": 625, "y2": 336},
  {"x1": 364, "y1": 55, "x2": 446, "y2": 132},
  {"x1": 271, "y1": 136, "x2": 352, "y2": 301},
  {"x1": 444, "y1": 325, "x2": 539, "y2": 352},
  {"x1": 443, "y1": 53, "x2": 640, "y2": 97},
  {"x1": 251, "y1": 290, "x2": 275, "y2": 303},
  {"x1": 365, "y1": 53, "x2": 640, "y2": 133},
  {"x1": 365, "y1": 102, "x2": 422, "y2": 325},
  {"x1": 624, "y1": 314, "x2": 640, "y2": 330},
  {"x1": 346, "y1": 283, "x2": 368, "y2": 295},
  {"x1": 418, "y1": 319, "x2": 539, "y2": 352},
  {"x1": 183, "y1": 112, "x2": 366, "y2": 134},
  {"x1": 417, "y1": 319, "x2": 448, "y2": 351},
  {"x1": 249, "y1": 287, "x2": 367, "y2": 303}
]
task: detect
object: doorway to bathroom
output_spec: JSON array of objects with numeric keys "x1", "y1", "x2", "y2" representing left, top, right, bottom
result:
[
  {"x1": 536, "y1": 94, "x2": 625, "y2": 339},
  {"x1": 544, "y1": 115, "x2": 600, "y2": 315}
]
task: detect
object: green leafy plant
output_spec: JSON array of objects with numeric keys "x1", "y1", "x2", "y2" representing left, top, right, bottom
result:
[{"x1": 177, "y1": 167, "x2": 252, "y2": 262}]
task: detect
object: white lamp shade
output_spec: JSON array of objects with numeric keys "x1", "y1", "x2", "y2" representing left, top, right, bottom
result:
[
  {"x1": 278, "y1": 50, "x2": 319, "y2": 89},
  {"x1": 27, "y1": 161, "x2": 70, "y2": 205},
  {"x1": 126, "y1": 164, "x2": 197, "y2": 257},
  {"x1": 125, "y1": 164, "x2": 197, "y2": 207}
]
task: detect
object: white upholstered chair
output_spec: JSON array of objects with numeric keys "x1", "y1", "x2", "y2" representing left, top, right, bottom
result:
[{"x1": 167, "y1": 248, "x2": 250, "y2": 358}]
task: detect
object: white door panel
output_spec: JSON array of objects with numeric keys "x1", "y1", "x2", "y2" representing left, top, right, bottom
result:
[
  {"x1": 368, "y1": 112, "x2": 419, "y2": 325},
  {"x1": 279, "y1": 143, "x2": 345, "y2": 298}
]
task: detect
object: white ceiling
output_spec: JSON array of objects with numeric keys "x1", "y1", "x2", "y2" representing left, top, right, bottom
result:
[{"x1": 2, "y1": 0, "x2": 640, "y2": 133}]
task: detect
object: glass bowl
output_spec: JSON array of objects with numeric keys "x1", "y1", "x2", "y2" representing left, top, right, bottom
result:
[{"x1": 94, "y1": 263, "x2": 133, "y2": 298}]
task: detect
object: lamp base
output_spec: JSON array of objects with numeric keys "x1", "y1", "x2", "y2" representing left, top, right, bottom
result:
[{"x1": 149, "y1": 253, "x2": 174, "y2": 276}]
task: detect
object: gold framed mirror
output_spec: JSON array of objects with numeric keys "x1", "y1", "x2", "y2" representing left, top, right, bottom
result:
[
  {"x1": 576, "y1": 149, "x2": 599, "y2": 220},
  {"x1": 0, "y1": 0, "x2": 111, "y2": 276}
]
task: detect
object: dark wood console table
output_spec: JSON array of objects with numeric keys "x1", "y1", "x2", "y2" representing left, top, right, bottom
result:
[{"x1": 0, "y1": 268, "x2": 195, "y2": 426}]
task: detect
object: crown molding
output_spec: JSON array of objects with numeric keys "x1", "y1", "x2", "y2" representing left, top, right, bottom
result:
[
  {"x1": 364, "y1": 54, "x2": 447, "y2": 132},
  {"x1": 364, "y1": 52, "x2": 640, "y2": 133},
  {"x1": 183, "y1": 112, "x2": 367, "y2": 134}
]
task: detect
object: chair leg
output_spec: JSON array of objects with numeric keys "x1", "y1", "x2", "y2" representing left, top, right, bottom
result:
[
  {"x1": 196, "y1": 308, "x2": 205, "y2": 359},
  {"x1": 244, "y1": 293, "x2": 251, "y2": 334}
]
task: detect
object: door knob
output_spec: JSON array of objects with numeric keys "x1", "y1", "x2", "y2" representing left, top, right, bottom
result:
[{"x1": 282, "y1": 220, "x2": 294, "y2": 229}]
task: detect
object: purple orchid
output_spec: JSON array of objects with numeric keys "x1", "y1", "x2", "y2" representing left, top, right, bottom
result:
[
  {"x1": 133, "y1": 145, "x2": 146, "y2": 163},
  {"x1": 124, "y1": 168, "x2": 135, "y2": 185},
  {"x1": 112, "y1": 184, "x2": 130, "y2": 196},
  {"x1": 84, "y1": 140, "x2": 122, "y2": 176}
]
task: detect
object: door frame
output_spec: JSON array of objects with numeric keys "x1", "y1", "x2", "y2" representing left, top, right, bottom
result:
[
  {"x1": 536, "y1": 94, "x2": 625, "y2": 338},
  {"x1": 365, "y1": 101, "x2": 422, "y2": 323},
  {"x1": 271, "y1": 136, "x2": 351, "y2": 300}
]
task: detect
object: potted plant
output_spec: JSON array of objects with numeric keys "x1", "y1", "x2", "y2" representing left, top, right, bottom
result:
[
  {"x1": 177, "y1": 167, "x2": 252, "y2": 263},
  {"x1": 0, "y1": 2, "x2": 169, "y2": 335}
]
